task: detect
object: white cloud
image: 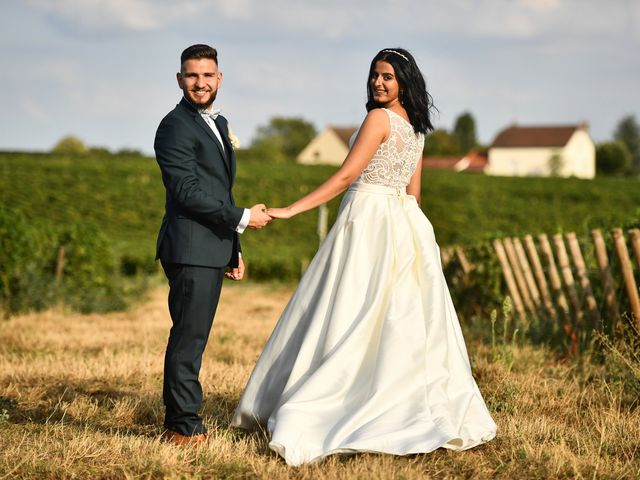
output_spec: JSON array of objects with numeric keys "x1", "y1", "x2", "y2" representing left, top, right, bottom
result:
[
  {"x1": 212, "y1": 0, "x2": 254, "y2": 20},
  {"x1": 24, "y1": 0, "x2": 640, "y2": 42},
  {"x1": 26, "y1": 0, "x2": 203, "y2": 31},
  {"x1": 520, "y1": 0, "x2": 561, "y2": 13}
]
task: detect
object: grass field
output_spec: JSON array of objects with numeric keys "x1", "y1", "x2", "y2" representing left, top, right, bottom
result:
[
  {"x1": 1, "y1": 283, "x2": 639, "y2": 479},
  {"x1": 1, "y1": 151, "x2": 639, "y2": 281}
]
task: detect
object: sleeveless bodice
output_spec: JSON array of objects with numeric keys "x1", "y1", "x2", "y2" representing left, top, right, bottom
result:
[{"x1": 354, "y1": 108, "x2": 425, "y2": 189}]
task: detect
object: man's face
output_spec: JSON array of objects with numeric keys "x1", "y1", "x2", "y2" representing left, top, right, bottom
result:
[{"x1": 177, "y1": 58, "x2": 222, "y2": 109}]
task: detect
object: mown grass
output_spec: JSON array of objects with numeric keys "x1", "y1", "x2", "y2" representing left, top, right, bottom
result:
[
  {"x1": 1, "y1": 284, "x2": 638, "y2": 479},
  {"x1": 1, "y1": 151, "x2": 639, "y2": 281}
]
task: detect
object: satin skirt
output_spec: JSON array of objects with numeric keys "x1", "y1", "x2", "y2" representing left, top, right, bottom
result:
[{"x1": 231, "y1": 181, "x2": 496, "y2": 466}]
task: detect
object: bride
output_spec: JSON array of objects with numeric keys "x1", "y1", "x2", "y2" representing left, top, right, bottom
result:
[{"x1": 231, "y1": 48, "x2": 496, "y2": 466}]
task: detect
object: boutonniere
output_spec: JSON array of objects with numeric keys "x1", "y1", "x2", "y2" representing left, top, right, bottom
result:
[{"x1": 227, "y1": 126, "x2": 240, "y2": 150}]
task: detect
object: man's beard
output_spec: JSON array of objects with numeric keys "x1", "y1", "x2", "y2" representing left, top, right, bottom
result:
[{"x1": 189, "y1": 89, "x2": 218, "y2": 108}]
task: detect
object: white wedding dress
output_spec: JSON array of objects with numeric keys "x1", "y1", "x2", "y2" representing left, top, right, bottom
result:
[{"x1": 231, "y1": 108, "x2": 496, "y2": 466}]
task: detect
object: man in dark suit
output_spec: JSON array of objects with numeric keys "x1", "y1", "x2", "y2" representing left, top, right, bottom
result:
[{"x1": 154, "y1": 44, "x2": 271, "y2": 445}]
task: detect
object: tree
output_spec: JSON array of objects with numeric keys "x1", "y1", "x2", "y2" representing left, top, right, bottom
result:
[
  {"x1": 596, "y1": 141, "x2": 632, "y2": 176},
  {"x1": 116, "y1": 148, "x2": 144, "y2": 157},
  {"x1": 423, "y1": 129, "x2": 461, "y2": 157},
  {"x1": 251, "y1": 117, "x2": 316, "y2": 162},
  {"x1": 52, "y1": 135, "x2": 87, "y2": 155},
  {"x1": 452, "y1": 112, "x2": 478, "y2": 154},
  {"x1": 548, "y1": 152, "x2": 564, "y2": 177},
  {"x1": 614, "y1": 115, "x2": 640, "y2": 173}
]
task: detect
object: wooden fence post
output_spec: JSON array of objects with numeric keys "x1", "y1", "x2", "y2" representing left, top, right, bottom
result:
[
  {"x1": 612, "y1": 228, "x2": 640, "y2": 327},
  {"x1": 504, "y1": 237, "x2": 535, "y2": 314},
  {"x1": 566, "y1": 232, "x2": 600, "y2": 330},
  {"x1": 538, "y1": 234, "x2": 570, "y2": 318},
  {"x1": 524, "y1": 235, "x2": 557, "y2": 320},
  {"x1": 591, "y1": 229, "x2": 620, "y2": 335},
  {"x1": 493, "y1": 238, "x2": 526, "y2": 321},
  {"x1": 629, "y1": 228, "x2": 640, "y2": 269},
  {"x1": 553, "y1": 234, "x2": 583, "y2": 325},
  {"x1": 317, "y1": 203, "x2": 328, "y2": 245},
  {"x1": 514, "y1": 238, "x2": 542, "y2": 314},
  {"x1": 55, "y1": 245, "x2": 65, "y2": 285},
  {"x1": 455, "y1": 246, "x2": 473, "y2": 278},
  {"x1": 440, "y1": 246, "x2": 454, "y2": 267}
]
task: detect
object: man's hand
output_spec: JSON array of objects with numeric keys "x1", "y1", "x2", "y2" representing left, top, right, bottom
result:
[
  {"x1": 248, "y1": 204, "x2": 272, "y2": 229},
  {"x1": 225, "y1": 257, "x2": 245, "y2": 281}
]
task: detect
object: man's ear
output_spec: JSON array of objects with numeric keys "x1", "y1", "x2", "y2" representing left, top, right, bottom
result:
[{"x1": 176, "y1": 72, "x2": 183, "y2": 89}]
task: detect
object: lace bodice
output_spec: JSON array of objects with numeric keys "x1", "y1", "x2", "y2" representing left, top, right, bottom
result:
[{"x1": 353, "y1": 108, "x2": 425, "y2": 188}]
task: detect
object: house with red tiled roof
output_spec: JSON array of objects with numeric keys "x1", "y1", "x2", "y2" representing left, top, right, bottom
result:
[
  {"x1": 297, "y1": 126, "x2": 357, "y2": 165},
  {"x1": 423, "y1": 151, "x2": 488, "y2": 173},
  {"x1": 486, "y1": 123, "x2": 595, "y2": 178}
]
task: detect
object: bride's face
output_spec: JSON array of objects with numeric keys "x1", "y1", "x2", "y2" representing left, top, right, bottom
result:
[{"x1": 370, "y1": 61, "x2": 400, "y2": 107}]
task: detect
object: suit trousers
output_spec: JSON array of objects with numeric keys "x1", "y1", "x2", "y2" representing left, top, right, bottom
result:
[{"x1": 161, "y1": 261, "x2": 224, "y2": 436}]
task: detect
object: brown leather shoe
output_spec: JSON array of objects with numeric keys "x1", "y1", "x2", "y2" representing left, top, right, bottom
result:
[{"x1": 161, "y1": 429, "x2": 209, "y2": 446}]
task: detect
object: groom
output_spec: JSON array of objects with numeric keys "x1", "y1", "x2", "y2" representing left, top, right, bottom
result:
[{"x1": 154, "y1": 44, "x2": 271, "y2": 445}]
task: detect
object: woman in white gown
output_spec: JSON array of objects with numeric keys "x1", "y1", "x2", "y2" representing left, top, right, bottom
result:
[{"x1": 231, "y1": 48, "x2": 496, "y2": 466}]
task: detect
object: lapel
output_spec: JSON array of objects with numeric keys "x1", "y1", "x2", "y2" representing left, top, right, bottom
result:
[
  {"x1": 214, "y1": 117, "x2": 236, "y2": 183},
  {"x1": 180, "y1": 98, "x2": 231, "y2": 177}
]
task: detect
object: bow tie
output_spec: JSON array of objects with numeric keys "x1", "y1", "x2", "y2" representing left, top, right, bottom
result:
[{"x1": 199, "y1": 108, "x2": 220, "y2": 120}]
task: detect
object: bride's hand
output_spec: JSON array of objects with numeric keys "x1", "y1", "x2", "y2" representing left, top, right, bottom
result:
[{"x1": 267, "y1": 207, "x2": 295, "y2": 220}]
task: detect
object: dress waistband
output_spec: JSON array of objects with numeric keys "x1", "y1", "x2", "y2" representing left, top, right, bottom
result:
[{"x1": 347, "y1": 181, "x2": 407, "y2": 197}]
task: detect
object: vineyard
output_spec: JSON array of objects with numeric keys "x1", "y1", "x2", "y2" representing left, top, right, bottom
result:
[{"x1": 1, "y1": 150, "x2": 639, "y2": 315}]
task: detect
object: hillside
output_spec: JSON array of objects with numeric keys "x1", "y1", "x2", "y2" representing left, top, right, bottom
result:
[{"x1": 1, "y1": 151, "x2": 639, "y2": 280}]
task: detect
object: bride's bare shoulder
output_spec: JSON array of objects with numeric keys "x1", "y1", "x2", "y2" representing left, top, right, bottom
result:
[
  {"x1": 359, "y1": 108, "x2": 391, "y2": 139},
  {"x1": 363, "y1": 108, "x2": 390, "y2": 123}
]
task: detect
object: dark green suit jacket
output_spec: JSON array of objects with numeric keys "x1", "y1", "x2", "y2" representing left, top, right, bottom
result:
[{"x1": 154, "y1": 97, "x2": 243, "y2": 268}]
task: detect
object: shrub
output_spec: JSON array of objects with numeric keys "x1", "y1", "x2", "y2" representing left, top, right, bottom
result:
[
  {"x1": 52, "y1": 135, "x2": 88, "y2": 155},
  {"x1": 0, "y1": 205, "x2": 130, "y2": 315},
  {"x1": 0, "y1": 207, "x2": 58, "y2": 314},
  {"x1": 56, "y1": 221, "x2": 127, "y2": 313},
  {"x1": 596, "y1": 141, "x2": 632, "y2": 175}
]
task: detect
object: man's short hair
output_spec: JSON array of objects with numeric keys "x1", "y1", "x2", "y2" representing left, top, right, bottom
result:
[{"x1": 181, "y1": 44, "x2": 218, "y2": 69}]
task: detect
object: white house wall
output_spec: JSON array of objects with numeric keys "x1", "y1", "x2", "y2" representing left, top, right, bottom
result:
[
  {"x1": 297, "y1": 130, "x2": 349, "y2": 165},
  {"x1": 563, "y1": 130, "x2": 595, "y2": 179},
  {"x1": 486, "y1": 147, "x2": 563, "y2": 177},
  {"x1": 487, "y1": 131, "x2": 595, "y2": 179}
]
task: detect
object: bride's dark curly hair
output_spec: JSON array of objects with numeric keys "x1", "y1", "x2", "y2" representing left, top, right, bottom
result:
[{"x1": 366, "y1": 48, "x2": 436, "y2": 135}]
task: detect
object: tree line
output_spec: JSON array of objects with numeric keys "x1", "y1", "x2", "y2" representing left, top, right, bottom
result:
[{"x1": 50, "y1": 111, "x2": 640, "y2": 177}]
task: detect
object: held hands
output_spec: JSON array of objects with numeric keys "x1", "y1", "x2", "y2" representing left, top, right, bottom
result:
[
  {"x1": 248, "y1": 204, "x2": 272, "y2": 229},
  {"x1": 247, "y1": 204, "x2": 294, "y2": 229}
]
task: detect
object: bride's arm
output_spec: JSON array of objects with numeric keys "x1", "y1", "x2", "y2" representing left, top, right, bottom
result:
[
  {"x1": 269, "y1": 109, "x2": 390, "y2": 219},
  {"x1": 406, "y1": 155, "x2": 422, "y2": 206}
]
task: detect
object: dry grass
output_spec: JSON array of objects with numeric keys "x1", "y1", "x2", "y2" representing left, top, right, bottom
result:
[{"x1": 0, "y1": 283, "x2": 638, "y2": 479}]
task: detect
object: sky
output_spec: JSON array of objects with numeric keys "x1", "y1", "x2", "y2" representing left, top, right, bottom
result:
[{"x1": 1, "y1": 0, "x2": 638, "y2": 154}]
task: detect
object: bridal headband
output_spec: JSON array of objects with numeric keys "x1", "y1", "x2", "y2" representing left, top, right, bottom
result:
[{"x1": 382, "y1": 49, "x2": 409, "y2": 62}]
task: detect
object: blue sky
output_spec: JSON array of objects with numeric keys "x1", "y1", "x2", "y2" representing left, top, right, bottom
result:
[{"x1": 1, "y1": 0, "x2": 638, "y2": 154}]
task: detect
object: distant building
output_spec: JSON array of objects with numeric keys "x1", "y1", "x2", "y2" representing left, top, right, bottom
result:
[
  {"x1": 423, "y1": 151, "x2": 488, "y2": 173},
  {"x1": 486, "y1": 124, "x2": 595, "y2": 178},
  {"x1": 297, "y1": 126, "x2": 357, "y2": 165}
]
